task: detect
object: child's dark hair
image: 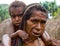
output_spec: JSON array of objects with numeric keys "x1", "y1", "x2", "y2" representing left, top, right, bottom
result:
[{"x1": 9, "y1": 1, "x2": 26, "y2": 15}]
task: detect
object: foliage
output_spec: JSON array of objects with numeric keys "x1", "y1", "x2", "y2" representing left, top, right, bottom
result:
[
  {"x1": 0, "y1": 4, "x2": 10, "y2": 22},
  {"x1": 40, "y1": 0, "x2": 60, "y2": 18}
]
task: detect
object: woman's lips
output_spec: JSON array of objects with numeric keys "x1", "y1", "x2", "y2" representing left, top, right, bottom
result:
[
  {"x1": 31, "y1": 31, "x2": 40, "y2": 37},
  {"x1": 31, "y1": 29, "x2": 40, "y2": 36}
]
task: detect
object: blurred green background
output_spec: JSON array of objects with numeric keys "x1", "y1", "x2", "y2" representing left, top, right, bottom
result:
[{"x1": 0, "y1": 0, "x2": 60, "y2": 23}]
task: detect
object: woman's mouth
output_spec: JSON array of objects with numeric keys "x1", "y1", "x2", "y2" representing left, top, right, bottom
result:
[{"x1": 31, "y1": 32, "x2": 40, "y2": 37}]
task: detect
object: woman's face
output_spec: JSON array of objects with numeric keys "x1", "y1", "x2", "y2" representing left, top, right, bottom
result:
[{"x1": 25, "y1": 10, "x2": 47, "y2": 38}]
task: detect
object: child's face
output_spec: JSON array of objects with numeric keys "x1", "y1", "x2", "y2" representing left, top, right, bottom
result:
[
  {"x1": 10, "y1": 7, "x2": 23, "y2": 26},
  {"x1": 25, "y1": 10, "x2": 47, "y2": 38}
]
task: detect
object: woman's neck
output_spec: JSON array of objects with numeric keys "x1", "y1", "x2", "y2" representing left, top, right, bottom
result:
[{"x1": 24, "y1": 35, "x2": 38, "y2": 44}]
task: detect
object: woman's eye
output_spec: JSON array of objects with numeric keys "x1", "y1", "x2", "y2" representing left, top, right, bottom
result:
[
  {"x1": 31, "y1": 20, "x2": 38, "y2": 24},
  {"x1": 40, "y1": 20, "x2": 46, "y2": 24}
]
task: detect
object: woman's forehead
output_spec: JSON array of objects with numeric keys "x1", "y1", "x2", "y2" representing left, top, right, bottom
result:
[{"x1": 31, "y1": 10, "x2": 47, "y2": 18}]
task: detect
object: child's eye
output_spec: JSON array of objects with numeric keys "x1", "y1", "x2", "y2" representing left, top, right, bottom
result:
[{"x1": 18, "y1": 14, "x2": 23, "y2": 17}]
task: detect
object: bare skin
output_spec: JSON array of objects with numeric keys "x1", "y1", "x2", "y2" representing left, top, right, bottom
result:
[
  {"x1": 2, "y1": 10, "x2": 48, "y2": 46},
  {"x1": 22, "y1": 10, "x2": 47, "y2": 46}
]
